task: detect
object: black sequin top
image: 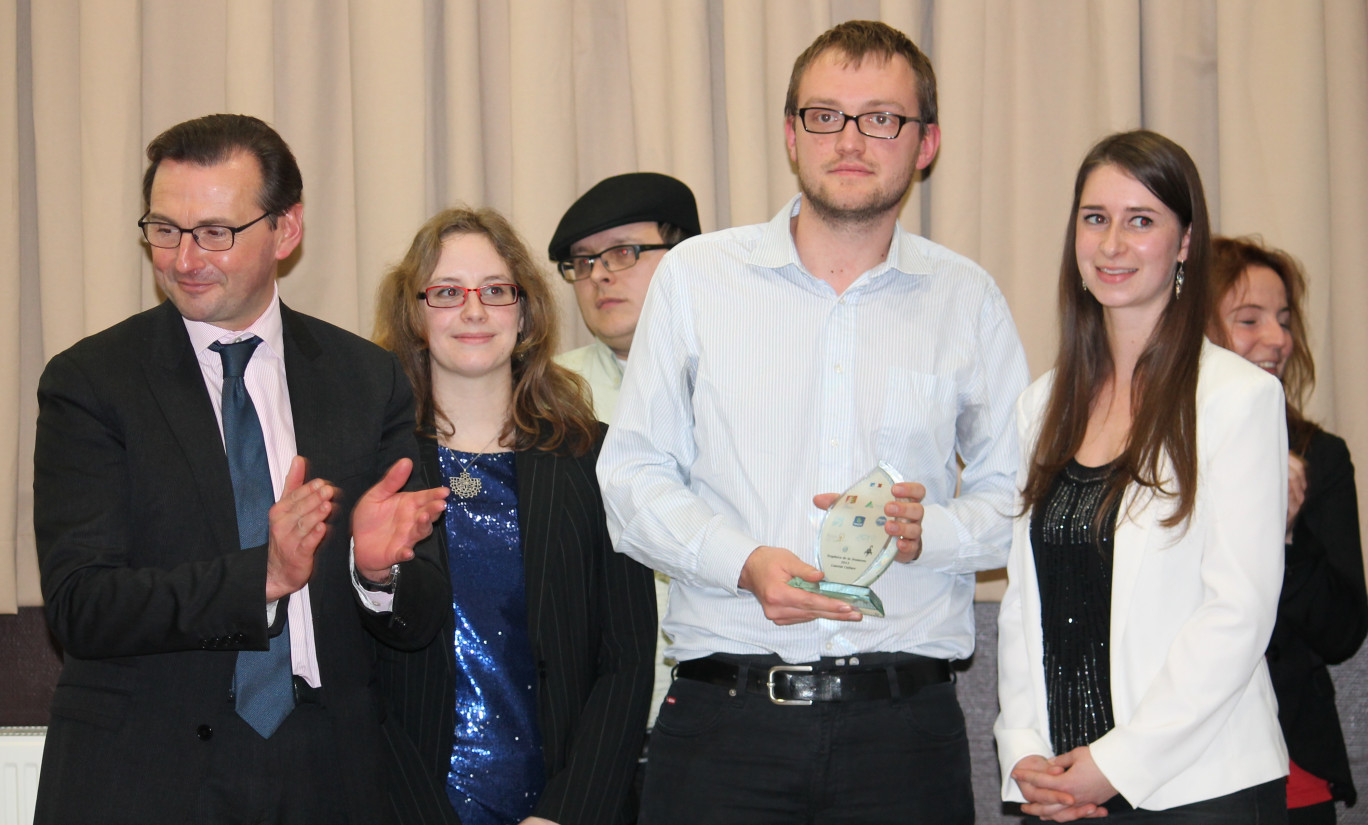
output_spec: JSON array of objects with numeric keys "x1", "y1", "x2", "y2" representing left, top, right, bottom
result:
[{"x1": 1031, "y1": 458, "x2": 1122, "y2": 755}]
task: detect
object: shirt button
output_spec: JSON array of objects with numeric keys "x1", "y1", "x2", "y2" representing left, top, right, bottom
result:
[
  {"x1": 834, "y1": 363, "x2": 843, "y2": 373},
  {"x1": 829, "y1": 439, "x2": 838, "y2": 448},
  {"x1": 196, "y1": 725, "x2": 213, "y2": 741}
]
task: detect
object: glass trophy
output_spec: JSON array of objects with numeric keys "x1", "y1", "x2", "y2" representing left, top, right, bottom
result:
[{"x1": 788, "y1": 462, "x2": 904, "y2": 617}]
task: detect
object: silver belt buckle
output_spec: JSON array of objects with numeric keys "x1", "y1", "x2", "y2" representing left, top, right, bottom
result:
[{"x1": 766, "y1": 664, "x2": 813, "y2": 706}]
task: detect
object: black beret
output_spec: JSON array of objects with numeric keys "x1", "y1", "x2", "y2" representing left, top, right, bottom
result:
[{"x1": 548, "y1": 172, "x2": 701, "y2": 261}]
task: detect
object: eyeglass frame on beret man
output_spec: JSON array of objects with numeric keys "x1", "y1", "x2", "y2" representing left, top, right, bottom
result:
[{"x1": 557, "y1": 242, "x2": 678, "y2": 283}]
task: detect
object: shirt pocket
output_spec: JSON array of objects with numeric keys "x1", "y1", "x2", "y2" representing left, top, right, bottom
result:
[
  {"x1": 50, "y1": 682, "x2": 132, "y2": 731},
  {"x1": 875, "y1": 367, "x2": 958, "y2": 476}
]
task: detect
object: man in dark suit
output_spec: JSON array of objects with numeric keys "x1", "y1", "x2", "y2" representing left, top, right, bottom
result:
[{"x1": 32, "y1": 113, "x2": 449, "y2": 825}]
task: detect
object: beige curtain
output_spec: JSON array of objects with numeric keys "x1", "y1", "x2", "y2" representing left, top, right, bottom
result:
[{"x1": 3, "y1": 0, "x2": 1365, "y2": 611}]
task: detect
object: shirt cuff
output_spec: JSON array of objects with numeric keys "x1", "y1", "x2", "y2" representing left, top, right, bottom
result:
[
  {"x1": 697, "y1": 522, "x2": 770, "y2": 595},
  {"x1": 349, "y1": 540, "x2": 395, "y2": 613},
  {"x1": 914, "y1": 503, "x2": 960, "y2": 569}
]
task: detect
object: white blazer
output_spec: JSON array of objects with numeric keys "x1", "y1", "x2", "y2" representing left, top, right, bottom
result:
[{"x1": 995, "y1": 340, "x2": 1289, "y2": 811}]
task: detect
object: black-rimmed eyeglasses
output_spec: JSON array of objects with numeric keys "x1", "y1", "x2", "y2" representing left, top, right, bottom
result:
[
  {"x1": 417, "y1": 283, "x2": 522, "y2": 308},
  {"x1": 797, "y1": 108, "x2": 926, "y2": 140},
  {"x1": 557, "y1": 243, "x2": 676, "y2": 282},
  {"x1": 138, "y1": 211, "x2": 274, "y2": 251}
]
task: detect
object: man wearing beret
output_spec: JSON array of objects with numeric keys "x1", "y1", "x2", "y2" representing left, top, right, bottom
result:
[
  {"x1": 548, "y1": 173, "x2": 701, "y2": 796},
  {"x1": 548, "y1": 172, "x2": 701, "y2": 423},
  {"x1": 598, "y1": 21, "x2": 1027, "y2": 823}
]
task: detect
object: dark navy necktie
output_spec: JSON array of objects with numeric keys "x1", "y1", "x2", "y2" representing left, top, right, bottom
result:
[{"x1": 211, "y1": 337, "x2": 295, "y2": 738}]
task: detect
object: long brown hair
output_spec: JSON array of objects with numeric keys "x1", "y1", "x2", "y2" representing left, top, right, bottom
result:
[
  {"x1": 1208, "y1": 235, "x2": 1319, "y2": 454},
  {"x1": 1021, "y1": 130, "x2": 1211, "y2": 530},
  {"x1": 374, "y1": 206, "x2": 599, "y2": 456}
]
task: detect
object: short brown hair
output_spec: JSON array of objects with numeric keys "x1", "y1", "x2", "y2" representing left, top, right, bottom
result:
[
  {"x1": 783, "y1": 20, "x2": 937, "y2": 127},
  {"x1": 373, "y1": 207, "x2": 598, "y2": 456},
  {"x1": 143, "y1": 114, "x2": 302, "y2": 222}
]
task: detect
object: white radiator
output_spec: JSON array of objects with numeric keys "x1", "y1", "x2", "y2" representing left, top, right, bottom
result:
[{"x1": 0, "y1": 728, "x2": 44, "y2": 825}]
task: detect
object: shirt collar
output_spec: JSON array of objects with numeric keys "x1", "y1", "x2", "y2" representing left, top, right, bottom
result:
[
  {"x1": 748, "y1": 194, "x2": 936, "y2": 286},
  {"x1": 183, "y1": 283, "x2": 285, "y2": 359},
  {"x1": 592, "y1": 338, "x2": 626, "y2": 380}
]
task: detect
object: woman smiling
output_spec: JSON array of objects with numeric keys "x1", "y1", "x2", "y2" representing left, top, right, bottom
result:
[
  {"x1": 995, "y1": 131, "x2": 1290, "y2": 822},
  {"x1": 372, "y1": 207, "x2": 656, "y2": 825},
  {"x1": 1208, "y1": 236, "x2": 1367, "y2": 824}
]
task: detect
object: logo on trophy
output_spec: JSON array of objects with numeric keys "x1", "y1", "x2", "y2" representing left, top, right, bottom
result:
[{"x1": 788, "y1": 462, "x2": 903, "y2": 617}]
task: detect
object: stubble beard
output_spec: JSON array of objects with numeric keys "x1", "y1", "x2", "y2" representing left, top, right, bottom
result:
[{"x1": 798, "y1": 166, "x2": 914, "y2": 230}]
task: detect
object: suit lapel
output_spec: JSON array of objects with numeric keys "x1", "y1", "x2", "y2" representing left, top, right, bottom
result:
[
  {"x1": 418, "y1": 435, "x2": 444, "y2": 496},
  {"x1": 144, "y1": 301, "x2": 240, "y2": 554},
  {"x1": 418, "y1": 434, "x2": 451, "y2": 578},
  {"x1": 416, "y1": 433, "x2": 461, "y2": 699},
  {"x1": 280, "y1": 305, "x2": 357, "y2": 659},
  {"x1": 280, "y1": 304, "x2": 327, "y2": 467},
  {"x1": 1110, "y1": 485, "x2": 1155, "y2": 651},
  {"x1": 516, "y1": 448, "x2": 551, "y2": 654}
]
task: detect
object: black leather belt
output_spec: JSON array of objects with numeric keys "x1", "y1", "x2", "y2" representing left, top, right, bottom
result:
[{"x1": 674, "y1": 655, "x2": 951, "y2": 705}]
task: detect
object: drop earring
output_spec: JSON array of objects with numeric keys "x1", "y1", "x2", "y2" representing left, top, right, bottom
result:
[{"x1": 1174, "y1": 261, "x2": 1185, "y2": 299}]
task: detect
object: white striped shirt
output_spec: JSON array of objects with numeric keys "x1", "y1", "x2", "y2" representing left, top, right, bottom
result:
[
  {"x1": 599, "y1": 195, "x2": 1029, "y2": 663},
  {"x1": 185, "y1": 287, "x2": 324, "y2": 686}
]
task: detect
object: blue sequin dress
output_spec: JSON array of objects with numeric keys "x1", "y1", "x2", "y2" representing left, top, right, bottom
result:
[{"x1": 437, "y1": 446, "x2": 545, "y2": 825}]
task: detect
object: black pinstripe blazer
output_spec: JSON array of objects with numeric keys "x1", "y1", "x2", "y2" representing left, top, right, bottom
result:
[{"x1": 377, "y1": 425, "x2": 657, "y2": 825}]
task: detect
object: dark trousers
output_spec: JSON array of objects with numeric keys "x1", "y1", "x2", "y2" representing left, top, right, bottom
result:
[
  {"x1": 1287, "y1": 800, "x2": 1336, "y2": 825},
  {"x1": 639, "y1": 661, "x2": 973, "y2": 824}
]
